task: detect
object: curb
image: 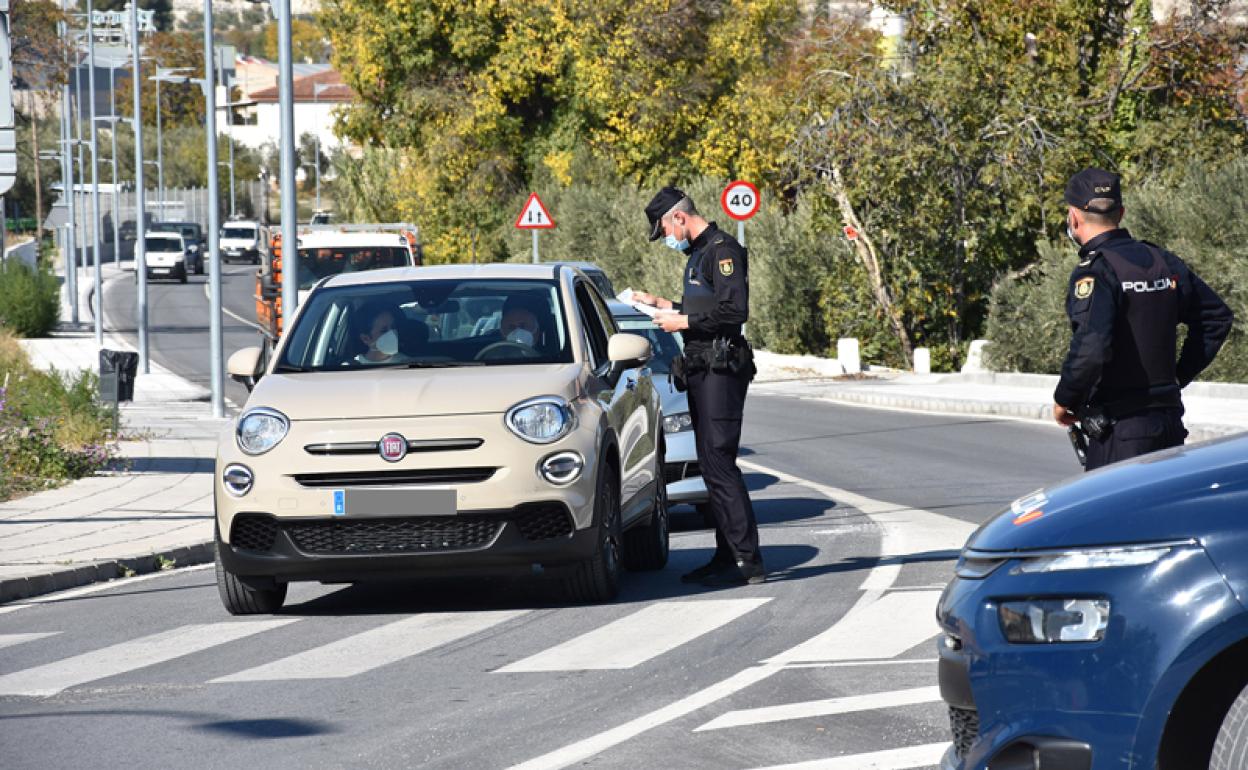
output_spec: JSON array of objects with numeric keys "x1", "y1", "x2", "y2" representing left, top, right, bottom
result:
[{"x1": 0, "y1": 541, "x2": 215, "y2": 604}]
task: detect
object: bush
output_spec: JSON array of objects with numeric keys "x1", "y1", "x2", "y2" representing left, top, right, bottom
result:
[
  {"x1": 0, "y1": 259, "x2": 60, "y2": 337},
  {"x1": 986, "y1": 158, "x2": 1248, "y2": 382},
  {"x1": 0, "y1": 330, "x2": 115, "y2": 500}
]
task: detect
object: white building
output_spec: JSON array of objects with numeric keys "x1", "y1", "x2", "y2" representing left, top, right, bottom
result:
[{"x1": 226, "y1": 65, "x2": 354, "y2": 152}]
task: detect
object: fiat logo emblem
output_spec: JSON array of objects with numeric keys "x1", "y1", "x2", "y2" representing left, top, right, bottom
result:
[{"x1": 379, "y1": 433, "x2": 407, "y2": 463}]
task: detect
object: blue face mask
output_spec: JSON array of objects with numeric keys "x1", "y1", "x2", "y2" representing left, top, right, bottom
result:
[{"x1": 664, "y1": 234, "x2": 689, "y2": 252}]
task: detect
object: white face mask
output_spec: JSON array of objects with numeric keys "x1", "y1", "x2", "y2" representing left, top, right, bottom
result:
[
  {"x1": 375, "y1": 329, "x2": 399, "y2": 356},
  {"x1": 507, "y1": 328, "x2": 535, "y2": 346}
]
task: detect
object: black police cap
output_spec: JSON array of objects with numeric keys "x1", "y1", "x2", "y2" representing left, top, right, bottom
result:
[
  {"x1": 1065, "y1": 168, "x2": 1122, "y2": 214},
  {"x1": 644, "y1": 186, "x2": 688, "y2": 242}
]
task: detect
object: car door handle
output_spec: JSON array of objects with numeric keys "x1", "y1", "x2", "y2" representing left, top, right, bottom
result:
[{"x1": 625, "y1": 375, "x2": 637, "y2": 391}]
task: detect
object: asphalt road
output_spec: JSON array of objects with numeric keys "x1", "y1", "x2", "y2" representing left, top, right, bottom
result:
[{"x1": 0, "y1": 269, "x2": 1077, "y2": 768}]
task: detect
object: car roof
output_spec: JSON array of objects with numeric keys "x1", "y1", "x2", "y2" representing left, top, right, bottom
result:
[
  {"x1": 222, "y1": 221, "x2": 261, "y2": 228},
  {"x1": 321, "y1": 263, "x2": 567, "y2": 288},
  {"x1": 155, "y1": 221, "x2": 199, "y2": 228},
  {"x1": 146, "y1": 231, "x2": 181, "y2": 239},
  {"x1": 296, "y1": 231, "x2": 414, "y2": 250}
]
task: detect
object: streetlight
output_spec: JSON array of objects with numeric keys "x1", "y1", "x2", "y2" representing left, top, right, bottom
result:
[
  {"x1": 93, "y1": 112, "x2": 124, "y2": 265},
  {"x1": 148, "y1": 66, "x2": 194, "y2": 223},
  {"x1": 130, "y1": 0, "x2": 152, "y2": 373},
  {"x1": 201, "y1": 0, "x2": 225, "y2": 418}
]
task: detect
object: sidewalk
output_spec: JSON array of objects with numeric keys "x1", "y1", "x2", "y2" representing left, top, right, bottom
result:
[{"x1": 0, "y1": 260, "x2": 225, "y2": 603}]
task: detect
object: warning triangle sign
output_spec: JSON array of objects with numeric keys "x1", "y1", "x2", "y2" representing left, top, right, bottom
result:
[{"x1": 515, "y1": 192, "x2": 556, "y2": 230}]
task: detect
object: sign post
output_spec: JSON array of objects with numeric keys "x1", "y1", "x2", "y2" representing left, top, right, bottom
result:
[
  {"x1": 514, "y1": 192, "x2": 555, "y2": 263},
  {"x1": 720, "y1": 180, "x2": 760, "y2": 246}
]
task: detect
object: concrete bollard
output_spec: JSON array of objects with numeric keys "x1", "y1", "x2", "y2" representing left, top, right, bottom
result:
[
  {"x1": 961, "y1": 339, "x2": 989, "y2": 373},
  {"x1": 914, "y1": 347, "x2": 931, "y2": 375},
  {"x1": 838, "y1": 338, "x2": 861, "y2": 374}
]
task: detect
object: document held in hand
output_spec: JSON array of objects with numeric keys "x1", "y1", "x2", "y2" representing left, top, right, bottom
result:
[{"x1": 617, "y1": 288, "x2": 675, "y2": 319}]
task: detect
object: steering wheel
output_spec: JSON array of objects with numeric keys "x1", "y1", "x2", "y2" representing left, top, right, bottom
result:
[{"x1": 474, "y1": 341, "x2": 543, "y2": 361}]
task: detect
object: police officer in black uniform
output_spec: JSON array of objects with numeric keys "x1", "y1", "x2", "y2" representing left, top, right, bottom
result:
[
  {"x1": 1054, "y1": 168, "x2": 1234, "y2": 471},
  {"x1": 633, "y1": 187, "x2": 764, "y2": 586}
]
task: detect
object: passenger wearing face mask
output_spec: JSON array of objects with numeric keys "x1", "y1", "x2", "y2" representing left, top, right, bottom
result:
[
  {"x1": 1053, "y1": 168, "x2": 1233, "y2": 471},
  {"x1": 353, "y1": 302, "x2": 412, "y2": 365}
]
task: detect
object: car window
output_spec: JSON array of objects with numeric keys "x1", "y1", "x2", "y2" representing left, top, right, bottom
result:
[
  {"x1": 144, "y1": 237, "x2": 181, "y2": 252},
  {"x1": 222, "y1": 227, "x2": 256, "y2": 241},
  {"x1": 296, "y1": 247, "x2": 411, "y2": 290},
  {"x1": 614, "y1": 316, "x2": 682, "y2": 374},
  {"x1": 277, "y1": 278, "x2": 572, "y2": 371},
  {"x1": 575, "y1": 282, "x2": 609, "y2": 370}
]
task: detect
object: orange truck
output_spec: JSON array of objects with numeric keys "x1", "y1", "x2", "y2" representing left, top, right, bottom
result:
[{"x1": 255, "y1": 223, "x2": 422, "y2": 355}]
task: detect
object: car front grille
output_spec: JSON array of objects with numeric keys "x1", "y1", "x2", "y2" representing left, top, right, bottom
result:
[
  {"x1": 663, "y1": 462, "x2": 701, "y2": 484},
  {"x1": 286, "y1": 517, "x2": 502, "y2": 554},
  {"x1": 291, "y1": 467, "x2": 496, "y2": 488},
  {"x1": 949, "y1": 706, "x2": 979, "y2": 760},
  {"x1": 512, "y1": 503, "x2": 574, "y2": 541},
  {"x1": 230, "y1": 514, "x2": 280, "y2": 552}
]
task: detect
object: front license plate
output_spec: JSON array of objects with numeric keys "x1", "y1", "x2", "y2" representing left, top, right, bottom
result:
[
  {"x1": 152, "y1": 267, "x2": 169, "y2": 274},
  {"x1": 331, "y1": 488, "x2": 456, "y2": 517}
]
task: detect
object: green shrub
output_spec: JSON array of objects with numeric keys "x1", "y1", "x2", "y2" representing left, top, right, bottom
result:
[
  {"x1": 986, "y1": 158, "x2": 1248, "y2": 381},
  {"x1": 0, "y1": 259, "x2": 60, "y2": 337}
]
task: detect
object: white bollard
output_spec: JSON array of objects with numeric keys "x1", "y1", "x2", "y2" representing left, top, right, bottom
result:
[
  {"x1": 913, "y1": 347, "x2": 931, "y2": 375},
  {"x1": 837, "y1": 338, "x2": 861, "y2": 374},
  {"x1": 961, "y1": 339, "x2": 990, "y2": 373}
]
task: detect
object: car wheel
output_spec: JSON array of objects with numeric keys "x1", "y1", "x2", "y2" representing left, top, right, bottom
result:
[
  {"x1": 215, "y1": 529, "x2": 286, "y2": 615},
  {"x1": 179, "y1": 266, "x2": 188, "y2": 284},
  {"x1": 624, "y1": 439, "x2": 670, "y2": 571},
  {"x1": 1212, "y1": 681, "x2": 1248, "y2": 769},
  {"x1": 564, "y1": 461, "x2": 622, "y2": 603}
]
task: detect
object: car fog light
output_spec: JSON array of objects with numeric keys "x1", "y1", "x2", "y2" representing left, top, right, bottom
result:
[
  {"x1": 999, "y1": 598, "x2": 1110, "y2": 644},
  {"x1": 539, "y1": 451, "x2": 584, "y2": 486},
  {"x1": 222, "y1": 463, "x2": 254, "y2": 497}
]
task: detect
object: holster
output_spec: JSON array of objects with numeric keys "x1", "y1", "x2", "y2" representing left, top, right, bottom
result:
[
  {"x1": 670, "y1": 354, "x2": 688, "y2": 392},
  {"x1": 1080, "y1": 405, "x2": 1115, "y2": 442},
  {"x1": 707, "y1": 338, "x2": 756, "y2": 380}
]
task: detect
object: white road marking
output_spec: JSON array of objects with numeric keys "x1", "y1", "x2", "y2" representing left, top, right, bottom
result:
[
  {"x1": 0, "y1": 619, "x2": 296, "y2": 696},
  {"x1": 766, "y1": 590, "x2": 942, "y2": 664},
  {"x1": 496, "y1": 599, "x2": 770, "y2": 673},
  {"x1": 0, "y1": 632, "x2": 59, "y2": 651},
  {"x1": 0, "y1": 564, "x2": 215, "y2": 616},
  {"x1": 694, "y1": 685, "x2": 941, "y2": 731},
  {"x1": 744, "y1": 742, "x2": 950, "y2": 770},
  {"x1": 213, "y1": 610, "x2": 529, "y2": 683},
  {"x1": 508, "y1": 460, "x2": 972, "y2": 770},
  {"x1": 782, "y1": 658, "x2": 937, "y2": 670}
]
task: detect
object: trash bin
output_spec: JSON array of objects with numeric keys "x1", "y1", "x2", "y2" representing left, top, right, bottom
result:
[{"x1": 98, "y1": 349, "x2": 140, "y2": 403}]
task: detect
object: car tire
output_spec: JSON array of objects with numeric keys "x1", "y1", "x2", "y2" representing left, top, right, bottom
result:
[
  {"x1": 215, "y1": 532, "x2": 287, "y2": 615},
  {"x1": 196, "y1": 260, "x2": 204, "y2": 275},
  {"x1": 179, "y1": 266, "x2": 188, "y2": 284},
  {"x1": 564, "y1": 461, "x2": 622, "y2": 603},
  {"x1": 624, "y1": 440, "x2": 670, "y2": 571},
  {"x1": 1212, "y1": 681, "x2": 1248, "y2": 769}
]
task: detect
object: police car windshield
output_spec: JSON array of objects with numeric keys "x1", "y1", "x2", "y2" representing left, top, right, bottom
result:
[
  {"x1": 296, "y1": 247, "x2": 410, "y2": 290},
  {"x1": 278, "y1": 278, "x2": 573, "y2": 370},
  {"x1": 615, "y1": 316, "x2": 683, "y2": 374}
]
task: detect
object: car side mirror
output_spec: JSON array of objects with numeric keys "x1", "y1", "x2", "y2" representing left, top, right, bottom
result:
[
  {"x1": 605, "y1": 333, "x2": 652, "y2": 385},
  {"x1": 227, "y1": 346, "x2": 264, "y2": 392}
]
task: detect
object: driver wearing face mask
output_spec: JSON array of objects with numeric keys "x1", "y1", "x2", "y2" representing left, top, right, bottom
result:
[
  {"x1": 498, "y1": 298, "x2": 545, "y2": 349},
  {"x1": 354, "y1": 302, "x2": 412, "y2": 365}
]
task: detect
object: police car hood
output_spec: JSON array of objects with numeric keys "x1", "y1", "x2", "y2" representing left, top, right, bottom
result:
[
  {"x1": 966, "y1": 432, "x2": 1248, "y2": 552},
  {"x1": 247, "y1": 364, "x2": 582, "y2": 421}
]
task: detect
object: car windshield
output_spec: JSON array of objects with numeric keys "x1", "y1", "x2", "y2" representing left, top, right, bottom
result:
[
  {"x1": 615, "y1": 316, "x2": 682, "y2": 374},
  {"x1": 296, "y1": 247, "x2": 410, "y2": 290},
  {"x1": 222, "y1": 227, "x2": 255, "y2": 240},
  {"x1": 179, "y1": 226, "x2": 199, "y2": 239},
  {"x1": 277, "y1": 278, "x2": 573, "y2": 371},
  {"x1": 144, "y1": 237, "x2": 181, "y2": 252}
]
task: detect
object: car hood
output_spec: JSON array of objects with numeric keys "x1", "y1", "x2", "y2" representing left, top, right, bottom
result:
[
  {"x1": 967, "y1": 432, "x2": 1248, "y2": 552},
  {"x1": 247, "y1": 363, "x2": 583, "y2": 421}
]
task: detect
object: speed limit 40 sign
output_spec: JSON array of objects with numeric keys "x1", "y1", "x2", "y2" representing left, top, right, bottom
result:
[{"x1": 721, "y1": 180, "x2": 760, "y2": 221}]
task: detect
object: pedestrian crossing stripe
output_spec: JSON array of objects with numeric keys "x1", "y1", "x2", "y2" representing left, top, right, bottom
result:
[{"x1": 0, "y1": 632, "x2": 59, "y2": 651}]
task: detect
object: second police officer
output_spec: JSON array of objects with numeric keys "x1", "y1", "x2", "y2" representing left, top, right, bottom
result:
[
  {"x1": 632, "y1": 187, "x2": 765, "y2": 586},
  {"x1": 1054, "y1": 168, "x2": 1234, "y2": 471}
]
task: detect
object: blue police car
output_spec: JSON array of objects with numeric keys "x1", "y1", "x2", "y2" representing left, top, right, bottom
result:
[{"x1": 938, "y1": 434, "x2": 1248, "y2": 770}]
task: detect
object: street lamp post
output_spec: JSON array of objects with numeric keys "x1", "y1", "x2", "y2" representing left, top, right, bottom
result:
[
  {"x1": 86, "y1": 0, "x2": 104, "y2": 347},
  {"x1": 277, "y1": 0, "x2": 298, "y2": 320},
  {"x1": 130, "y1": 0, "x2": 151, "y2": 373},
  {"x1": 196, "y1": 3, "x2": 225, "y2": 418},
  {"x1": 107, "y1": 56, "x2": 120, "y2": 264},
  {"x1": 149, "y1": 67, "x2": 194, "y2": 225},
  {"x1": 58, "y1": 0, "x2": 78, "y2": 325},
  {"x1": 218, "y1": 50, "x2": 236, "y2": 218}
]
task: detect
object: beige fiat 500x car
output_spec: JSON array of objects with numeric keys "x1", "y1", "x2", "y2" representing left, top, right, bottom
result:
[{"x1": 216, "y1": 264, "x2": 669, "y2": 614}]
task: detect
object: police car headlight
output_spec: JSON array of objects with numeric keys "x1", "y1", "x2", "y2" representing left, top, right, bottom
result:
[
  {"x1": 1012, "y1": 545, "x2": 1174, "y2": 574},
  {"x1": 999, "y1": 599, "x2": 1110, "y2": 643},
  {"x1": 663, "y1": 412, "x2": 693, "y2": 434},
  {"x1": 236, "y1": 407, "x2": 289, "y2": 455},
  {"x1": 506, "y1": 397, "x2": 576, "y2": 444}
]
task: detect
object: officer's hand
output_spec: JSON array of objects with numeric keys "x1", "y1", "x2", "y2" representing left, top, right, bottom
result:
[
  {"x1": 1053, "y1": 404, "x2": 1078, "y2": 427},
  {"x1": 632, "y1": 291, "x2": 667, "y2": 309},
  {"x1": 655, "y1": 313, "x2": 688, "y2": 333}
]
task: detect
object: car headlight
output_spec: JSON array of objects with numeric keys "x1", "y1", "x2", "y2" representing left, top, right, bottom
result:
[
  {"x1": 505, "y1": 396, "x2": 576, "y2": 444},
  {"x1": 1012, "y1": 545, "x2": 1175, "y2": 574},
  {"x1": 236, "y1": 407, "x2": 289, "y2": 455},
  {"x1": 663, "y1": 412, "x2": 693, "y2": 434},
  {"x1": 999, "y1": 598, "x2": 1111, "y2": 643}
]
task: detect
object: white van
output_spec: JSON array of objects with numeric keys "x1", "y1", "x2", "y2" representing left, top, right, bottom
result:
[
  {"x1": 145, "y1": 232, "x2": 188, "y2": 283},
  {"x1": 220, "y1": 220, "x2": 266, "y2": 264}
]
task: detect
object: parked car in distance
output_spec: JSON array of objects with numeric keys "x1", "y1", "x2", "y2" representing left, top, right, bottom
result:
[
  {"x1": 938, "y1": 434, "x2": 1248, "y2": 770},
  {"x1": 151, "y1": 221, "x2": 205, "y2": 275},
  {"x1": 143, "y1": 232, "x2": 188, "y2": 283},
  {"x1": 608, "y1": 301, "x2": 709, "y2": 516},
  {"x1": 216, "y1": 263, "x2": 669, "y2": 614},
  {"x1": 220, "y1": 220, "x2": 267, "y2": 265}
]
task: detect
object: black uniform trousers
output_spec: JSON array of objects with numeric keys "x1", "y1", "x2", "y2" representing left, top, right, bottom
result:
[
  {"x1": 1084, "y1": 407, "x2": 1187, "y2": 471},
  {"x1": 686, "y1": 365, "x2": 760, "y2": 566}
]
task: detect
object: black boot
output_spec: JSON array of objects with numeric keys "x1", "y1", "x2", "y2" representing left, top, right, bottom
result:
[
  {"x1": 699, "y1": 558, "x2": 766, "y2": 587},
  {"x1": 680, "y1": 554, "x2": 735, "y2": 584}
]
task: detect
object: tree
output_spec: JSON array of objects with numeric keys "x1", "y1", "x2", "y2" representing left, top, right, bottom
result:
[
  {"x1": 113, "y1": 31, "x2": 207, "y2": 131},
  {"x1": 263, "y1": 17, "x2": 330, "y2": 64},
  {"x1": 11, "y1": 0, "x2": 69, "y2": 241}
]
